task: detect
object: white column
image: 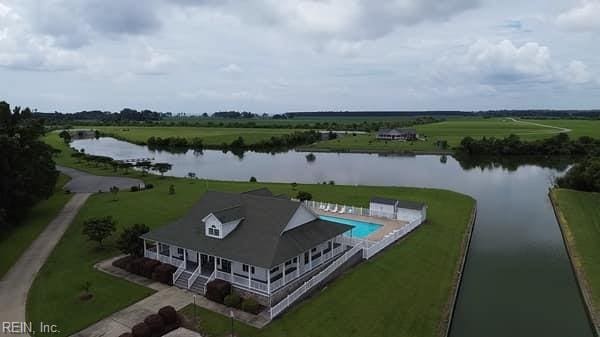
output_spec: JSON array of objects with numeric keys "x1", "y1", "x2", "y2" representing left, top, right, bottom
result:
[
  {"x1": 296, "y1": 256, "x2": 300, "y2": 278},
  {"x1": 267, "y1": 269, "x2": 271, "y2": 294},
  {"x1": 143, "y1": 240, "x2": 147, "y2": 257},
  {"x1": 248, "y1": 265, "x2": 252, "y2": 288},
  {"x1": 282, "y1": 263, "x2": 286, "y2": 285},
  {"x1": 309, "y1": 250, "x2": 313, "y2": 270},
  {"x1": 199, "y1": 254, "x2": 203, "y2": 274}
]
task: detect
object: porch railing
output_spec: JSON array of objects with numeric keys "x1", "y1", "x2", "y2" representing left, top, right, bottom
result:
[
  {"x1": 187, "y1": 264, "x2": 202, "y2": 289},
  {"x1": 144, "y1": 250, "x2": 158, "y2": 260},
  {"x1": 172, "y1": 263, "x2": 185, "y2": 285},
  {"x1": 270, "y1": 241, "x2": 364, "y2": 319}
]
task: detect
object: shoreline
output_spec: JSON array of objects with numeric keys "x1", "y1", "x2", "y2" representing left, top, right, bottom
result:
[
  {"x1": 442, "y1": 202, "x2": 477, "y2": 337},
  {"x1": 549, "y1": 189, "x2": 600, "y2": 336}
]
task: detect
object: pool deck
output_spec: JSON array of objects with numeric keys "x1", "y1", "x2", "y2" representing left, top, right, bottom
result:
[{"x1": 313, "y1": 209, "x2": 408, "y2": 241}]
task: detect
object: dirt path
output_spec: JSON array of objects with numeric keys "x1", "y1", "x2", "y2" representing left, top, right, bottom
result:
[
  {"x1": 507, "y1": 117, "x2": 572, "y2": 134},
  {"x1": 0, "y1": 193, "x2": 90, "y2": 335}
]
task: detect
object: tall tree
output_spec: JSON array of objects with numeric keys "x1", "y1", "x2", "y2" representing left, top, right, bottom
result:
[{"x1": 0, "y1": 101, "x2": 58, "y2": 230}]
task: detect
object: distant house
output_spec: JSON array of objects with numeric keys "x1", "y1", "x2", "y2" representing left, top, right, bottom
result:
[
  {"x1": 376, "y1": 128, "x2": 418, "y2": 141},
  {"x1": 369, "y1": 197, "x2": 427, "y2": 221}
]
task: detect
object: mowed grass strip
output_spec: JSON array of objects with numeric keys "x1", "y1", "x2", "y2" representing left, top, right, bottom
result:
[
  {"x1": 27, "y1": 171, "x2": 474, "y2": 337},
  {"x1": 94, "y1": 126, "x2": 302, "y2": 146},
  {"x1": 551, "y1": 189, "x2": 600, "y2": 320},
  {"x1": 0, "y1": 174, "x2": 71, "y2": 278}
]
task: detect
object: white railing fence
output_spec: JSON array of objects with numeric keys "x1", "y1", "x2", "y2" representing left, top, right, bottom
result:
[
  {"x1": 363, "y1": 217, "x2": 421, "y2": 259},
  {"x1": 172, "y1": 263, "x2": 185, "y2": 285},
  {"x1": 303, "y1": 200, "x2": 398, "y2": 220},
  {"x1": 270, "y1": 242, "x2": 364, "y2": 319},
  {"x1": 188, "y1": 264, "x2": 202, "y2": 289},
  {"x1": 144, "y1": 250, "x2": 157, "y2": 260}
]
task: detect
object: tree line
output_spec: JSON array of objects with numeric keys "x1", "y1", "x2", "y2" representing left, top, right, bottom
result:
[{"x1": 1, "y1": 101, "x2": 58, "y2": 231}]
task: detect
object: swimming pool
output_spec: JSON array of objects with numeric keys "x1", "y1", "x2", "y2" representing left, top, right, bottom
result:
[{"x1": 319, "y1": 215, "x2": 382, "y2": 238}]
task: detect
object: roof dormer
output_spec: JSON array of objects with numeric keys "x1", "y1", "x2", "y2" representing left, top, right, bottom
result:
[{"x1": 202, "y1": 206, "x2": 244, "y2": 239}]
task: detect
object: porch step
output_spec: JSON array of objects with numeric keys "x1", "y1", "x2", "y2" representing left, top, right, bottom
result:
[
  {"x1": 189, "y1": 275, "x2": 208, "y2": 294},
  {"x1": 173, "y1": 271, "x2": 192, "y2": 289}
]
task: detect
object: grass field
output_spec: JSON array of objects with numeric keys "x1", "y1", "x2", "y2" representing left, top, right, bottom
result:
[
  {"x1": 551, "y1": 189, "x2": 600, "y2": 325},
  {"x1": 94, "y1": 126, "x2": 301, "y2": 146},
  {"x1": 29, "y1": 137, "x2": 475, "y2": 337},
  {"x1": 305, "y1": 118, "x2": 564, "y2": 153},
  {"x1": 0, "y1": 174, "x2": 71, "y2": 279}
]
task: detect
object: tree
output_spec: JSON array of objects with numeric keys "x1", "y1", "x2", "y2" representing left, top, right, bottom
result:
[
  {"x1": 82, "y1": 216, "x2": 117, "y2": 248},
  {"x1": 291, "y1": 182, "x2": 298, "y2": 190},
  {"x1": 136, "y1": 161, "x2": 152, "y2": 175},
  {"x1": 296, "y1": 191, "x2": 312, "y2": 201},
  {"x1": 249, "y1": 176, "x2": 257, "y2": 182},
  {"x1": 152, "y1": 162, "x2": 172, "y2": 178},
  {"x1": 187, "y1": 172, "x2": 196, "y2": 180},
  {"x1": 0, "y1": 101, "x2": 58, "y2": 231},
  {"x1": 305, "y1": 153, "x2": 316, "y2": 162},
  {"x1": 116, "y1": 223, "x2": 150, "y2": 257},
  {"x1": 59, "y1": 130, "x2": 71, "y2": 143},
  {"x1": 169, "y1": 184, "x2": 175, "y2": 195},
  {"x1": 109, "y1": 186, "x2": 119, "y2": 201}
]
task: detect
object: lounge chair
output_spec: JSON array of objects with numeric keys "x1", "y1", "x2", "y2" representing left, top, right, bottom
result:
[
  {"x1": 339, "y1": 206, "x2": 346, "y2": 214},
  {"x1": 325, "y1": 204, "x2": 332, "y2": 212},
  {"x1": 331, "y1": 205, "x2": 339, "y2": 213},
  {"x1": 320, "y1": 203, "x2": 326, "y2": 210}
]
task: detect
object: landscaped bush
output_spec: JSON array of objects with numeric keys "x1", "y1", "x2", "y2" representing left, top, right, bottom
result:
[
  {"x1": 127, "y1": 257, "x2": 146, "y2": 275},
  {"x1": 145, "y1": 183, "x2": 154, "y2": 190},
  {"x1": 158, "y1": 306, "x2": 180, "y2": 333},
  {"x1": 131, "y1": 322, "x2": 152, "y2": 337},
  {"x1": 152, "y1": 264, "x2": 177, "y2": 285},
  {"x1": 141, "y1": 259, "x2": 161, "y2": 278},
  {"x1": 118, "y1": 333, "x2": 133, "y2": 337},
  {"x1": 144, "y1": 314, "x2": 165, "y2": 337},
  {"x1": 224, "y1": 293, "x2": 242, "y2": 308},
  {"x1": 112, "y1": 255, "x2": 135, "y2": 270},
  {"x1": 205, "y1": 279, "x2": 231, "y2": 304},
  {"x1": 241, "y1": 298, "x2": 261, "y2": 314},
  {"x1": 130, "y1": 186, "x2": 140, "y2": 192}
]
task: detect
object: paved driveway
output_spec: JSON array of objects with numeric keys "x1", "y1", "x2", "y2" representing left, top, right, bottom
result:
[
  {"x1": 0, "y1": 193, "x2": 91, "y2": 335},
  {"x1": 58, "y1": 166, "x2": 144, "y2": 193}
]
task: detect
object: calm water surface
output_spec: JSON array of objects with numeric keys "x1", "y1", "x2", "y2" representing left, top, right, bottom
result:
[{"x1": 72, "y1": 137, "x2": 594, "y2": 337}]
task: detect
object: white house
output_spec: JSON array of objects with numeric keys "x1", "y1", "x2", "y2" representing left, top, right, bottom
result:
[
  {"x1": 141, "y1": 188, "x2": 353, "y2": 305},
  {"x1": 369, "y1": 197, "x2": 427, "y2": 222}
]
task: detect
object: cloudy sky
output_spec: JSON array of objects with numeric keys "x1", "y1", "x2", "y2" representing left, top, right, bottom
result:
[{"x1": 1, "y1": 0, "x2": 599, "y2": 113}]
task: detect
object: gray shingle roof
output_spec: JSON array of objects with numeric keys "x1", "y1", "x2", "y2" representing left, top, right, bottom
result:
[
  {"x1": 212, "y1": 206, "x2": 243, "y2": 223},
  {"x1": 142, "y1": 190, "x2": 351, "y2": 268}
]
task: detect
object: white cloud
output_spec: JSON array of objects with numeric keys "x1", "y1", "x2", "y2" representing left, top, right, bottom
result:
[
  {"x1": 220, "y1": 63, "x2": 243, "y2": 73},
  {"x1": 436, "y1": 39, "x2": 593, "y2": 86},
  {"x1": 557, "y1": 0, "x2": 600, "y2": 32},
  {"x1": 0, "y1": 2, "x2": 85, "y2": 71}
]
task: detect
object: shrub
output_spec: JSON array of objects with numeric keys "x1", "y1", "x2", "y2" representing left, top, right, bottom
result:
[
  {"x1": 130, "y1": 186, "x2": 140, "y2": 192},
  {"x1": 141, "y1": 259, "x2": 161, "y2": 278},
  {"x1": 152, "y1": 264, "x2": 177, "y2": 285},
  {"x1": 145, "y1": 183, "x2": 154, "y2": 190},
  {"x1": 241, "y1": 298, "x2": 261, "y2": 314},
  {"x1": 118, "y1": 333, "x2": 133, "y2": 337},
  {"x1": 127, "y1": 257, "x2": 146, "y2": 275},
  {"x1": 224, "y1": 293, "x2": 242, "y2": 308},
  {"x1": 144, "y1": 314, "x2": 165, "y2": 337},
  {"x1": 296, "y1": 191, "x2": 312, "y2": 201},
  {"x1": 205, "y1": 279, "x2": 231, "y2": 304},
  {"x1": 116, "y1": 224, "x2": 150, "y2": 257},
  {"x1": 131, "y1": 322, "x2": 151, "y2": 337},
  {"x1": 112, "y1": 255, "x2": 135, "y2": 270},
  {"x1": 158, "y1": 306, "x2": 178, "y2": 325}
]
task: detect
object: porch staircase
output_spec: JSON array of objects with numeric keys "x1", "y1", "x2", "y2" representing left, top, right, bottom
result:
[{"x1": 173, "y1": 270, "x2": 209, "y2": 294}]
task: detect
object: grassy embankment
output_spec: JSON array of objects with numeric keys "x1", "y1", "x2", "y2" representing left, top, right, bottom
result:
[
  {"x1": 93, "y1": 126, "x2": 302, "y2": 146},
  {"x1": 551, "y1": 189, "x2": 600, "y2": 331},
  {"x1": 0, "y1": 174, "x2": 71, "y2": 278},
  {"x1": 28, "y1": 134, "x2": 475, "y2": 337}
]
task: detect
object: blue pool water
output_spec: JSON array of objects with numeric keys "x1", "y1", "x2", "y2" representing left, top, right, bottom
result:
[{"x1": 319, "y1": 215, "x2": 382, "y2": 238}]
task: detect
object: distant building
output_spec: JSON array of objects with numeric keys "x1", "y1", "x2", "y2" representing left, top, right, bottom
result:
[{"x1": 376, "y1": 128, "x2": 418, "y2": 141}]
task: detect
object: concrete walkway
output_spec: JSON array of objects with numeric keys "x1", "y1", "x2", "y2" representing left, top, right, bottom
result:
[
  {"x1": 0, "y1": 193, "x2": 91, "y2": 332},
  {"x1": 313, "y1": 208, "x2": 408, "y2": 241},
  {"x1": 58, "y1": 166, "x2": 143, "y2": 193}
]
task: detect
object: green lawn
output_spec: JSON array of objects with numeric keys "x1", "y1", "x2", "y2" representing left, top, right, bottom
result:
[
  {"x1": 0, "y1": 174, "x2": 71, "y2": 279},
  {"x1": 551, "y1": 189, "x2": 600, "y2": 321},
  {"x1": 305, "y1": 118, "x2": 598, "y2": 153},
  {"x1": 92, "y1": 126, "x2": 302, "y2": 146},
  {"x1": 31, "y1": 132, "x2": 475, "y2": 337}
]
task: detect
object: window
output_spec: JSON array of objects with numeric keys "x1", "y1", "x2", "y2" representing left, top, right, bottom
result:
[
  {"x1": 221, "y1": 259, "x2": 231, "y2": 273},
  {"x1": 175, "y1": 248, "x2": 184, "y2": 259},
  {"x1": 208, "y1": 225, "x2": 220, "y2": 237},
  {"x1": 293, "y1": 257, "x2": 298, "y2": 263},
  {"x1": 251, "y1": 266, "x2": 255, "y2": 274},
  {"x1": 285, "y1": 260, "x2": 292, "y2": 266},
  {"x1": 217, "y1": 258, "x2": 221, "y2": 265},
  {"x1": 242, "y1": 264, "x2": 249, "y2": 272},
  {"x1": 311, "y1": 247, "x2": 317, "y2": 252},
  {"x1": 304, "y1": 252, "x2": 309, "y2": 264},
  {"x1": 159, "y1": 243, "x2": 170, "y2": 256},
  {"x1": 270, "y1": 266, "x2": 279, "y2": 274}
]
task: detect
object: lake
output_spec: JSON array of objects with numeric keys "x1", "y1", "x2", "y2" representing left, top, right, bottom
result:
[{"x1": 72, "y1": 137, "x2": 594, "y2": 337}]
